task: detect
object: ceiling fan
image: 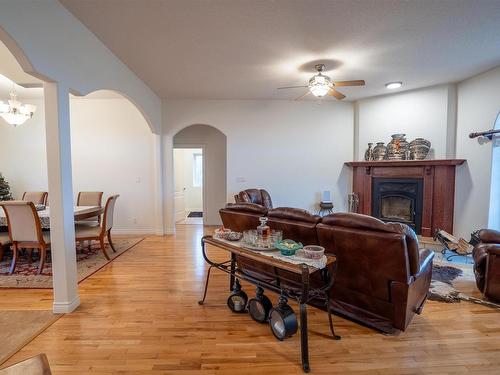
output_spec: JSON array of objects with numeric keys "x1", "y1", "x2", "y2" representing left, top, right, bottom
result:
[{"x1": 277, "y1": 64, "x2": 365, "y2": 100}]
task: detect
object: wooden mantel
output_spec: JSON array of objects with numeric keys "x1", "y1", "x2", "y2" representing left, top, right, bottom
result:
[
  {"x1": 345, "y1": 159, "x2": 466, "y2": 167},
  {"x1": 345, "y1": 159, "x2": 466, "y2": 236}
]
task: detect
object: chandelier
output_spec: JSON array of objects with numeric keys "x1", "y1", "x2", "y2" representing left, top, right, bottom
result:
[{"x1": 0, "y1": 89, "x2": 36, "y2": 126}]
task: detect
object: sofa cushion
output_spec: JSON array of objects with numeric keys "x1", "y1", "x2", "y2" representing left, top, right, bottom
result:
[
  {"x1": 321, "y1": 213, "x2": 420, "y2": 276},
  {"x1": 224, "y1": 203, "x2": 268, "y2": 215},
  {"x1": 267, "y1": 207, "x2": 321, "y2": 223}
]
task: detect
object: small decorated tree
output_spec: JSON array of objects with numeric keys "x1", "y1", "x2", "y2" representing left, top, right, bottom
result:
[{"x1": 0, "y1": 173, "x2": 13, "y2": 201}]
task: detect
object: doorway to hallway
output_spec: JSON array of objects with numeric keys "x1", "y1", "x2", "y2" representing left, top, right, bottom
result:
[{"x1": 174, "y1": 148, "x2": 203, "y2": 225}]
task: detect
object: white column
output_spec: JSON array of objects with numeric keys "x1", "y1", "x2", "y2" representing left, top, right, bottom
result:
[
  {"x1": 43, "y1": 82, "x2": 79, "y2": 313},
  {"x1": 153, "y1": 133, "x2": 165, "y2": 235},
  {"x1": 163, "y1": 134, "x2": 176, "y2": 234}
]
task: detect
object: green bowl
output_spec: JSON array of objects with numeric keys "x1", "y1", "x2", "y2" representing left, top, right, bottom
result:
[{"x1": 275, "y1": 240, "x2": 303, "y2": 256}]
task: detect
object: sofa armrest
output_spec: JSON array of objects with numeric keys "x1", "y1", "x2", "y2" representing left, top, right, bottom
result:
[
  {"x1": 414, "y1": 248, "x2": 434, "y2": 278},
  {"x1": 479, "y1": 229, "x2": 500, "y2": 244},
  {"x1": 486, "y1": 244, "x2": 500, "y2": 256}
]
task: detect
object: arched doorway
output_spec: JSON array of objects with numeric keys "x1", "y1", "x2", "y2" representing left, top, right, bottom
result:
[
  {"x1": 488, "y1": 112, "x2": 500, "y2": 230},
  {"x1": 173, "y1": 125, "x2": 227, "y2": 226}
]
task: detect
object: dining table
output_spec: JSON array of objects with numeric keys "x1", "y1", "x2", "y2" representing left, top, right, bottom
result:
[{"x1": 0, "y1": 206, "x2": 104, "y2": 229}]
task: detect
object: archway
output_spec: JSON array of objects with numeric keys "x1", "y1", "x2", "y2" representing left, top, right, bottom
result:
[
  {"x1": 173, "y1": 125, "x2": 227, "y2": 226},
  {"x1": 488, "y1": 112, "x2": 500, "y2": 230}
]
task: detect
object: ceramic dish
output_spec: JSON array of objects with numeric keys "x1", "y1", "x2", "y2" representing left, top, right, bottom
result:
[
  {"x1": 224, "y1": 231, "x2": 243, "y2": 241},
  {"x1": 214, "y1": 227, "x2": 231, "y2": 239},
  {"x1": 303, "y1": 245, "x2": 325, "y2": 259},
  {"x1": 274, "y1": 239, "x2": 303, "y2": 256}
]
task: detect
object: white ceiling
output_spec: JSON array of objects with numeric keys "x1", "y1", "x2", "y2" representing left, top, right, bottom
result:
[{"x1": 57, "y1": 1, "x2": 500, "y2": 100}]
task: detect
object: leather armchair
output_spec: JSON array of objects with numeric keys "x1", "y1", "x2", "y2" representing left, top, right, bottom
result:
[
  {"x1": 234, "y1": 189, "x2": 273, "y2": 209},
  {"x1": 472, "y1": 229, "x2": 500, "y2": 302},
  {"x1": 317, "y1": 213, "x2": 434, "y2": 333}
]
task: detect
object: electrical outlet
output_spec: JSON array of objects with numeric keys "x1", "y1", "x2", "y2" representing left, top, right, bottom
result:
[
  {"x1": 133, "y1": 218, "x2": 137, "y2": 224},
  {"x1": 236, "y1": 177, "x2": 246, "y2": 183}
]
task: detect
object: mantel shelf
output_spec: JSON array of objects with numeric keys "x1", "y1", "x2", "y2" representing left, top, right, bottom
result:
[{"x1": 345, "y1": 159, "x2": 466, "y2": 168}]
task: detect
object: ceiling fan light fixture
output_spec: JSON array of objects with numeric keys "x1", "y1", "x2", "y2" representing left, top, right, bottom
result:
[
  {"x1": 385, "y1": 81, "x2": 402, "y2": 89},
  {"x1": 308, "y1": 73, "x2": 332, "y2": 97}
]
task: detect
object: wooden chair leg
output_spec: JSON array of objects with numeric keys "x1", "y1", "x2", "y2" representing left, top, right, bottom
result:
[
  {"x1": 38, "y1": 246, "x2": 46, "y2": 275},
  {"x1": 107, "y1": 230, "x2": 116, "y2": 253},
  {"x1": 9, "y1": 244, "x2": 18, "y2": 275},
  {"x1": 27, "y1": 248, "x2": 33, "y2": 263},
  {"x1": 0, "y1": 245, "x2": 4, "y2": 262},
  {"x1": 99, "y1": 238, "x2": 110, "y2": 260}
]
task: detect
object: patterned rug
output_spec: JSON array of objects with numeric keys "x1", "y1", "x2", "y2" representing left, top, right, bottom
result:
[
  {"x1": 0, "y1": 238, "x2": 144, "y2": 288},
  {"x1": 429, "y1": 262, "x2": 500, "y2": 309}
]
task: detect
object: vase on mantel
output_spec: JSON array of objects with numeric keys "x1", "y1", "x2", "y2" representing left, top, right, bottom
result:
[
  {"x1": 386, "y1": 134, "x2": 409, "y2": 160},
  {"x1": 409, "y1": 138, "x2": 431, "y2": 160},
  {"x1": 364, "y1": 143, "x2": 374, "y2": 161},
  {"x1": 372, "y1": 142, "x2": 387, "y2": 160}
]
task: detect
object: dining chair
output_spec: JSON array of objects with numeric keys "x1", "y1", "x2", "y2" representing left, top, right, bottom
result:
[
  {"x1": 75, "y1": 195, "x2": 119, "y2": 260},
  {"x1": 22, "y1": 192, "x2": 48, "y2": 205},
  {"x1": 0, "y1": 201, "x2": 51, "y2": 274},
  {"x1": 76, "y1": 191, "x2": 103, "y2": 225},
  {"x1": 0, "y1": 231, "x2": 12, "y2": 262},
  {"x1": 0, "y1": 353, "x2": 52, "y2": 375}
]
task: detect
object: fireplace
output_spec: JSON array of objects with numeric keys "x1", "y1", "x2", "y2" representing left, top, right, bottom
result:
[
  {"x1": 371, "y1": 178, "x2": 423, "y2": 233},
  {"x1": 345, "y1": 159, "x2": 466, "y2": 237}
]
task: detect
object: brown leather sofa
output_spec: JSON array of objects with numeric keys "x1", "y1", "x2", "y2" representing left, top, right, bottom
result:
[
  {"x1": 472, "y1": 229, "x2": 500, "y2": 302},
  {"x1": 219, "y1": 204, "x2": 434, "y2": 333},
  {"x1": 267, "y1": 207, "x2": 321, "y2": 245},
  {"x1": 234, "y1": 189, "x2": 273, "y2": 209},
  {"x1": 317, "y1": 213, "x2": 434, "y2": 333}
]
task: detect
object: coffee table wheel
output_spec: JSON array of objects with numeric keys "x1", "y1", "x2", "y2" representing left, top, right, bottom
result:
[
  {"x1": 302, "y1": 363, "x2": 310, "y2": 373},
  {"x1": 198, "y1": 300, "x2": 204, "y2": 305},
  {"x1": 333, "y1": 334, "x2": 341, "y2": 340}
]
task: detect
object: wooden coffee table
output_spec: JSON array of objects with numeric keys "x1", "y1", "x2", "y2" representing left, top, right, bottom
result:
[{"x1": 198, "y1": 235, "x2": 340, "y2": 373}]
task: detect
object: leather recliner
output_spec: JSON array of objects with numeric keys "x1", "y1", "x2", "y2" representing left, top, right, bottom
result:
[
  {"x1": 234, "y1": 189, "x2": 273, "y2": 209},
  {"x1": 316, "y1": 213, "x2": 434, "y2": 333},
  {"x1": 472, "y1": 229, "x2": 500, "y2": 302}
]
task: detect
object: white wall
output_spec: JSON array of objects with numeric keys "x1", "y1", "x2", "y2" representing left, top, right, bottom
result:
[
  {"x1": 0, "y1": 0, "x2": 161, "y2": 134},
  {"x1": 356, "y1": 84, "x2": 453, "y2": 160},
  {"x1": 0, "y1": 97, "x2": 157, "y2": 234},
  {"x1": 164, "y1": 100, "x2": 354, "y2": 218},
  {"x1": 173, "y1": 148, "x2": 203, "y2": 213},
  {"x1": 455, "y1": 66, "x2": 500, "y2": 236}
]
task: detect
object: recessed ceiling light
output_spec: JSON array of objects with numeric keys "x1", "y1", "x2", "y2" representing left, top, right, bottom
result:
[{"x1": 385, "y1": 82, "x2": 402, "y2": 89}]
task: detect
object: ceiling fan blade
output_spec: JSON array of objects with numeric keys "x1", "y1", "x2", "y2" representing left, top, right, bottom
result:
[
  {"x1": 328, "y1": 89, "x2": 346, "y2": 100},
  {"x1": 277, "y1": 85, "x2": 309, "y2": 90},
  {"x1": 295, "y1": 91, "x2": 311, "y2": 100},
  {"x1": 333, "y1": 80, "x2": 365, "y2": 87}
]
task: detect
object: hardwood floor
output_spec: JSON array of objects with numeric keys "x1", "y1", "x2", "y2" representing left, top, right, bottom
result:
[{"x1": 1, "y1": 225, "x2": 499, "y2": 374}]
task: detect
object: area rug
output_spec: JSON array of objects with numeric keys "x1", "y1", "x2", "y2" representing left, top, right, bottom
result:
[
  {"x1": 0, "y1": 310, "x2": 61, "y2": 365},
  {"x1": 429, "y1": 262, "x2": 500, "y2": 309},
  {"x1": 0, "y1": 238, "x2": 144, "y2": 288}
]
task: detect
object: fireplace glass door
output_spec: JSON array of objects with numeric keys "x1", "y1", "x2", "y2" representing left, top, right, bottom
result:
[{"x1": 372, "y1": 178, "x2": 423, "y2": 233}]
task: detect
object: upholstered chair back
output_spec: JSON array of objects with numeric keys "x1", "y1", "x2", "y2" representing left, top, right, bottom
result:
[
  {"x1": 77, "y1": 191, "x2": 103, "y2": 207},
  {"x1": 103, "y1": 195, "x2": 119, "y2": 232},
  {"x1": 0, "y1": 201, "x2": 42, "y2": 243},
  {"x1": 22, "y1": 192, "x2": 47, "y2": 205}
]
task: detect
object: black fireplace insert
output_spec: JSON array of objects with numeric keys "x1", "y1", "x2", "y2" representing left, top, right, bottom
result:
[{"x1": 371, "y1": 178, "x2": 423, "y2": 234}]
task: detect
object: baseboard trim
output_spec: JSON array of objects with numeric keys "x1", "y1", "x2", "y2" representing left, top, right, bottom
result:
[{"x1": 53, "y1": 295, "x2": 80, "y2": 313}]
